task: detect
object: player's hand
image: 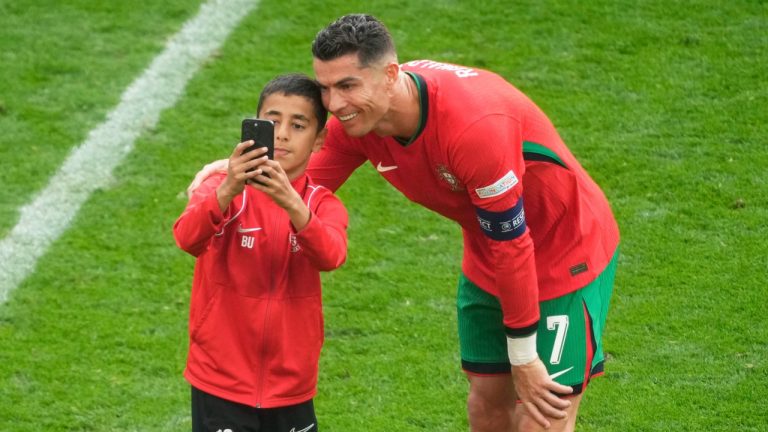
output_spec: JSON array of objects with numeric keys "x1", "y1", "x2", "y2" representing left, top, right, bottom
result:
[
  {"x1": 511, "y1": 358, "x2": 573, "y2": 429},
  {"x1": 186, "y1": 158, "x2": 229, "y2": 199}
]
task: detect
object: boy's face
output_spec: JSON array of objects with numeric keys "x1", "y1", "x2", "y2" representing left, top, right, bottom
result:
[{"x1": 258, "y1": 93, "x2": 325, "y2": 181}]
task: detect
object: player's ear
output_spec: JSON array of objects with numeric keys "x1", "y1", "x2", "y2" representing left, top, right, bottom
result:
[
  {"x1": 311, "y1": 127, "x2": 327, "y2": 153},
  {"x1": 385, "y1": 61, "x2": 400, "y2": 87}
]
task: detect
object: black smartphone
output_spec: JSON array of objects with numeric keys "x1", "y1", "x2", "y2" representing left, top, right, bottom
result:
[{"x1": 241, "y1": 119, "x2": 275, "y2": 170}]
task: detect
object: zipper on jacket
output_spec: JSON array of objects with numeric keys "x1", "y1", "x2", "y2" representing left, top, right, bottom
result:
[
  {"x1": 253, "y1": 181, "x2": 309, "y2": 406},
  {"x1": 253, "y1": 199, "x2": 282, "y2": 406}
]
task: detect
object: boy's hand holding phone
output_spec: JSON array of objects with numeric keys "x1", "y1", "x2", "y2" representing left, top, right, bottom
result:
[
  {"x1": 215, "y1": 119, "x2": 275, "y2": 211},
  {"x1": 215, "y1": 141, "x2": 268, "y2": 211},
  {"x1": 239, "y1": 118, "x2": 311, "y2": 230}
]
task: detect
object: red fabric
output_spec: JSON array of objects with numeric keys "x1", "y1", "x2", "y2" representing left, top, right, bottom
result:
[
  {"x1": 173, "y1": 173, "x2": 348, "y2": 408},
  {"x1": 308, "y1": 60, "x2": 619, "y2": 332}
]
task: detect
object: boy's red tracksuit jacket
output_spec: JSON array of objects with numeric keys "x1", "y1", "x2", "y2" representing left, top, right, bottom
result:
[{"x1": 173, "y1": 173, "x2": 348, "y2": 408}]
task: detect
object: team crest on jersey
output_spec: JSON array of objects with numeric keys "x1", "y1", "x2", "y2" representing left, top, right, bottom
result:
[
  {"x1": 289, "y1": 234, "x2": 300, "y2": 253},
  {"x1": 436, "y1": 165, "x2": 464, "y2": 192}
]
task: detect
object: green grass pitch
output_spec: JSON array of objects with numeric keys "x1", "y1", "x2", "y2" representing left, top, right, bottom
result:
[{"x1": 0, "y1": 0, "x2": 766, "y2": 430}]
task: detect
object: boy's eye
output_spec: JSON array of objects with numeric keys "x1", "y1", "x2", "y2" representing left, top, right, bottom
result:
[{"x1": 292, "y1": 123, "x2": 306, "y2": 130}]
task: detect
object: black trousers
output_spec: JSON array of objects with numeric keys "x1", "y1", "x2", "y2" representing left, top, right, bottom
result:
[{"x1": 191, "y1": 386, "x2": 317, "y2": 432}]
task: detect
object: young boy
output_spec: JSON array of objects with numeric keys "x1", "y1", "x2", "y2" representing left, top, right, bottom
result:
[{"x1": 173, "y1": 74, "x2": 348, "y2": 432}]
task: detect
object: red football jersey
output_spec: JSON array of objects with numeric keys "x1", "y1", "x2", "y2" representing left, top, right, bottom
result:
[{"x1": 308, "y1": 60, "x2": 619, "y2": 332}]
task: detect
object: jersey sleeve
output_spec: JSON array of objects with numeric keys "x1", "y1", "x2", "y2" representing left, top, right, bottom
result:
[
  {"x1": 306, "y1": 119, "x2": 367, "y2": 192},
  {"x1": 294, "y1": 187, "x2": 349, "y2": 271},
  {"x1": 450, "y1": 115, "x2": 540, "y2": 334},
  {"x1": 173, "y1": 173, "x2": 229, "y2": 257}
]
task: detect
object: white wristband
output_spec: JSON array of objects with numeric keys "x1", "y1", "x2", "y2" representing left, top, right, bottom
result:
[{"x1": 507, "y1": 332, "x2": 538, "y2": 366}]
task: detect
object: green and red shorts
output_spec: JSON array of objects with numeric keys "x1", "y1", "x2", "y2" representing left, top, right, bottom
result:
[{"x1": 457, "y1": 248, "x2": 619, "y2": 394}]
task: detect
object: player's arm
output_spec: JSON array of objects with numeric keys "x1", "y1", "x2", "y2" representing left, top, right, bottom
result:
[
  {"x1": 186, "y1": 159, "x2": 228, "y2": 199},
  {"x1": 452, "y1": 116, "x2": 572, "y2": 427},
  {"x1": 452, "y1": 116, "x2": 540, "y2": 332},
  {"x1": 305, "y1": 119, "x2": 367, "y2": 192}
]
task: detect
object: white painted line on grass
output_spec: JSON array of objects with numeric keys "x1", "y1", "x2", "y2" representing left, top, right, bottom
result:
[{"x1": 0, "y1": 0, "x2": 260, "y2": 304}]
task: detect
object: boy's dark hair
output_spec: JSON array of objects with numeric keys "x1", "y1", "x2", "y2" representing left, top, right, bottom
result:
[
  {"x1": 311, "y1": 14, "x2": 396, "y2": 67},
  {"x1": 256, "y1": 73, "x2": 328, "y2": 132}
]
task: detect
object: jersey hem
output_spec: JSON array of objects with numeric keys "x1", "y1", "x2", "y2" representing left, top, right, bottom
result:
[{"x1": 185, "y1": 372, "x2": 317, "y2": 409}]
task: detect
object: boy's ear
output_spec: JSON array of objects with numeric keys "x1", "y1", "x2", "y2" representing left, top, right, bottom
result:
[{"x1": 311, "y1": 127, "x2": 327, "y2": 153}]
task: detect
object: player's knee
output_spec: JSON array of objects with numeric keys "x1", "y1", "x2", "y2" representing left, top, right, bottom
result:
[
  {"x1": 467, "y1": 390, "x2": 514, "y2": 431},
  {"x1": 514, "y1": 405, "x2": 575, "y2": 432}
]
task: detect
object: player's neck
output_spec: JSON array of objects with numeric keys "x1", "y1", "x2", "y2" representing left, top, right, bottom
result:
[{"x1": 373, "y1": 71, "x2": 420, "y2": 139}]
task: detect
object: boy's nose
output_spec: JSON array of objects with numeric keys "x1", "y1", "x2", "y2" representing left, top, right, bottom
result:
[{"x1": 275, "y1": 122, "x2": 290, "y2": 141}]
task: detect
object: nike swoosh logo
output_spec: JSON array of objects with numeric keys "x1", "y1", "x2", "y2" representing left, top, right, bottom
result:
[
  {"x1": 549, "y1": 366, "x2": 574, "y2": 380},
  {"x1": 290, "y1": 423, "x2": 315, "y2": 432},
  {"x1": 237, "y1": 225, "x2": 262, "y2": 233},
  {"x1": 376, "y1": 162, "x2": 398, "y2": 172}
]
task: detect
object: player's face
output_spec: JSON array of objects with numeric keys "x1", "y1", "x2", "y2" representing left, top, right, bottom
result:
[
  {"x1": 258, "y1": 93, "x2": 324, "y2": 181},
  {"x1": 313, "y1": 53, "x2": 393, "y2": 137}
]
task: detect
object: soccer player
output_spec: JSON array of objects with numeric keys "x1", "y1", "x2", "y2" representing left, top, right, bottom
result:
[
  {"x1": 174, "y1": 73, "x2": 348, "y2": 432},
  {"x1": 189, "y1": 14, "x2": 620, "y2": 432}
]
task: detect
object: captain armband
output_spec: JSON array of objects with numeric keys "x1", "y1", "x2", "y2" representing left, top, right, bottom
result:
[{"x1": 475, "y1": 198, "x2": 526, "y2": 241}]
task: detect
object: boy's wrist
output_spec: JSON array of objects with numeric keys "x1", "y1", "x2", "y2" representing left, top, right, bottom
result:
[
  {"x1": 285, "y1": 193, "x2": 305, "y2": 213},
  {"x1": 219, "y1": 177, "x2": 243, "y2": 197},
  {"x1": 216, "y1": 185, "x2": 232, "y2": 201},
  {"x1": 216, "y1": 181, "x2": 239, "y2": 210},
  {"x1": 285, "y1": 195, "x2": 311, "y2": 232}
]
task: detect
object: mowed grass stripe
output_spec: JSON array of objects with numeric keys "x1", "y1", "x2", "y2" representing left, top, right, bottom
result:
[
  {"x1": 0, "y1": 1, "x2": 765, "y2": 431},
  {"x1": 0, "y1": 0, "x2": 260, "y2": 304},
  {"x1": 0, "y1": 0, "x2": 202, "y2": 236}
]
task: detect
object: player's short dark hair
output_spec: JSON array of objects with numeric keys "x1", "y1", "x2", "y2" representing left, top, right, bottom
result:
[
  {"x1": 311, "y1": 14, "x2": 396, "y2": 67},
  {"x1": 257, "y1": 73, "x2": 328, "y2": 132}
]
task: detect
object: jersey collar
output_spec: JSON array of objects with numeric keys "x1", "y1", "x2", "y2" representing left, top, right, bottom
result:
[{"x1": 394, "y1": 71, "x2": 428, "y2": 147}]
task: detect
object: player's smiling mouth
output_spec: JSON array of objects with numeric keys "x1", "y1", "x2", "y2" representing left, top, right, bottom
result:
[{"x1": 338, "y1": 112, "x2": 358, "y2": 121}]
